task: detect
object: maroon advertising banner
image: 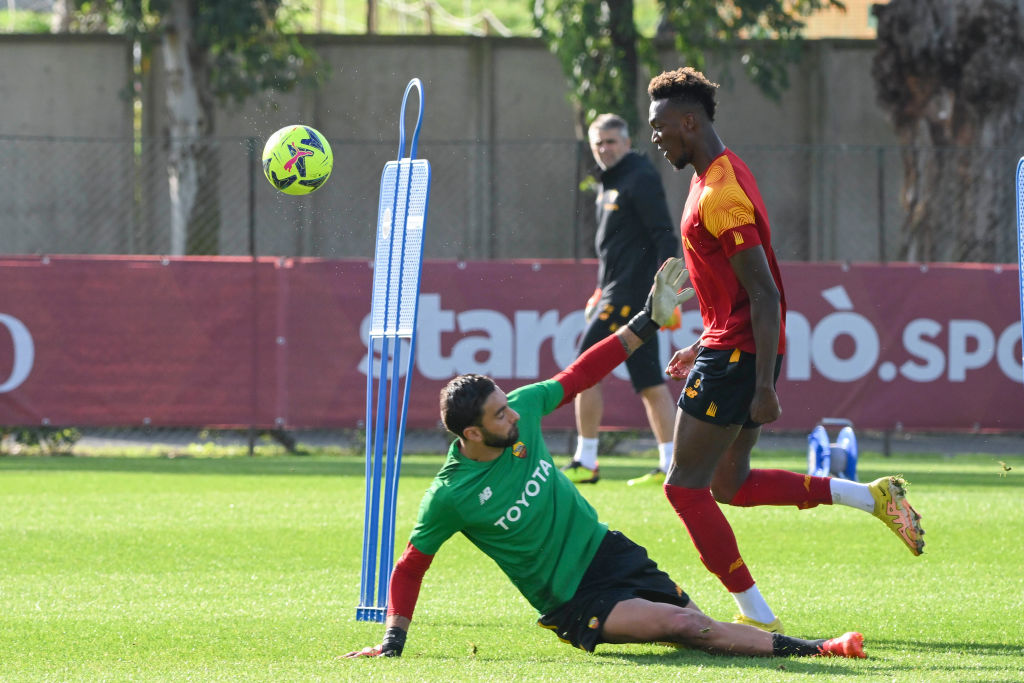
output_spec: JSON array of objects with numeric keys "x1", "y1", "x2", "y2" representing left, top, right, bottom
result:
[
  {"x1": 0, "y1": 256, "x2": 281, "y2": 427},
  {"x1": 0, "y1": 256, "x2": 1021, "y2": 432}
]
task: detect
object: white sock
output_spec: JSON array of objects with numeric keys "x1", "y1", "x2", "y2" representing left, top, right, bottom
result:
[
  {"x1": 658, "y1": 442, "x2": 673, "y2": 473},
  {"x1": 732, "y1": 585, "x2": 775, "y2": 624},
  {"x1": 574, "y1": 437, "x2": 599, "y2": 470},
  {"x1": 830, "y1": 478, "x2": 875, "y2": 513}
]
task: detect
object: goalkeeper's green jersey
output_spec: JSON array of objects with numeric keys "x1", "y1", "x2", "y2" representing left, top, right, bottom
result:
[{"x1": 408, "y1": 379, "x2": 608, "y2": 614}]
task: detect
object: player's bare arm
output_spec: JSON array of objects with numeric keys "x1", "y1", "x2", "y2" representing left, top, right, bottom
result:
[
  {"x1": 729, "y1": 245, "x2": 781, "y2": 424},
  {"x1": 666, "y1": 339, "x2": 700, "y2": 380}
]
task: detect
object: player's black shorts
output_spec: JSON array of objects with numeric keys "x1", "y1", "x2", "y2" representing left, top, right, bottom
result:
[
  {"x1": 537, "y1": 530, "x2": 691, "y2": 652},
  {"x1": 578, "y1": 300, "x2": 664, "y2": 392},
  {"x1": 678, "y1": 347, "x2": 783, "y2": 428}
]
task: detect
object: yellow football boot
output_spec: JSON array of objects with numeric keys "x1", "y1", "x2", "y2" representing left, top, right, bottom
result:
[
  {"x1": 626, "y1": 468, "x2": 666, "y2": 486},
  {"x1": 733, "y1": 614, "x2": 784, "y2": 634},
  {"x1": 561, "y1": 461, "x2": 600, "y2": 484},
  {"x1": 868, "y1": 475, "x2": 925, "y2": 556}
]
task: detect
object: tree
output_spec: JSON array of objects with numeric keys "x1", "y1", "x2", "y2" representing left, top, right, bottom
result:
[
  {"x1": 531, "y1": 0, "x2": 841, "y2": 258},
  {"x1": 872, "y1": 0, "x2": 1024, "y2": 262},
  {"x1": 532, "y1": 0, "x2": 843, "y2": 138},
  {"x1": 57, "y1": 0, "x2": 321, "y2": 255}
]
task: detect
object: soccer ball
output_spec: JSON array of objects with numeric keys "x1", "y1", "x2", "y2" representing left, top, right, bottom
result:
[{"x1": 262, "y1": 124, "x2": 333, "y2": 195}]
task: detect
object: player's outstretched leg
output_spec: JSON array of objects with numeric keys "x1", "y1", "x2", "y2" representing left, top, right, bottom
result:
[
  {"x1": 602, "y1": 599, "x2": 864, "y2": 658},
  {"x1": 696, "y1": 624, "x2": 866, "y2": 659},
  {"x1": 867, "y1": 475, "x2": 925, "y2": 555},
  {"x1": 722, "y1": 466, "x2": 925, "y2": 557},
  {"x1": 766, "y1": 631, "x2": 865, "y2": 659}
]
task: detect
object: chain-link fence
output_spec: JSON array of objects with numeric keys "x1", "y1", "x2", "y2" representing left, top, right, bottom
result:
[
  {"x1": 0, "y1": 135, "x2": 584, "y2": 260},
  {"x1": 1, "y1": 134, "x2": 1019, "y2": 263}
]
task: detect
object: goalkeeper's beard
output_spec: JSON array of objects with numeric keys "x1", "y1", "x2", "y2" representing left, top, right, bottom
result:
[{"x1": 481, "y1": 425, "x2": 520, "y2": 448}]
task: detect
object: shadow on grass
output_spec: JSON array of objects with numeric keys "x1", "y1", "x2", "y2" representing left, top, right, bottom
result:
[
  {"x1": 592, "y1": 648, "x2": 876, "y2": 676},
  {"x1": 871, "y1": 637, "x2": 1024, "y2": 656},
  {"x1": 400, "y1": 643, "x2": 875, "y2": 673},
  {"x1": 595, "y1": 637, "x2": 1022, "y2": 676}
]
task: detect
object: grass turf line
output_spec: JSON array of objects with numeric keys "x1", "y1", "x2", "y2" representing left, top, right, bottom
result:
[{"x1": 0, "y1": 451, "x2": 1021, "y2": 681}]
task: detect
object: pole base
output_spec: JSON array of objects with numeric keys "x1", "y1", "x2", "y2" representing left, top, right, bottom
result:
[{"x1": 356, "y1": 606, "x2": 387, "y2": 623}]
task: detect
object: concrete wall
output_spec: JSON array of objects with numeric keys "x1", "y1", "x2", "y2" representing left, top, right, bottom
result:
[
  {"x1": 0, "y1": 34, "x2": 903, "y2": 261},
  {"x1": 188, "y1": 36, "x2": 583, "y2": 260},
  {"x1": 0, "y1": 35, "x2": 134, "y2": 254}
]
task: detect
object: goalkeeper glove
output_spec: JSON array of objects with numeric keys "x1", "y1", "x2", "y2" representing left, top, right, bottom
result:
[
  {"x1": 342, "y1": 626, "x2": 407, "y2": 658},
  {"x1": 627, "y1": 258, "x2": 693, "y2": 343}
]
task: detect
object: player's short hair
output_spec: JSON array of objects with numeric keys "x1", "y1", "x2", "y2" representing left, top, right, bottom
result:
[
  {"x1": 589, "y1": 113, "x2": 629, "y2": 139},
  {"x1": 440, "y1": 373, "x2": 496, "y2": 437},
  {"x1": 647, "y1": 67, "x2": 720, "y2": 121}
]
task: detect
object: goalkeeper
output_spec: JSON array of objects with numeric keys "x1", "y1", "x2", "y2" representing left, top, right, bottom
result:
[{"x1": 344, "y1": 259, "x2": 865, "y2": 660}]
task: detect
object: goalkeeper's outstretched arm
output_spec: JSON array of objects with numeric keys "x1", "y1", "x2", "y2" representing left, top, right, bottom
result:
[
  {"x1": 342, "y1": 543, "x2": 434, "y2": 658},
  {"x1": 554, "y1": 258, "x2": 692, "y2": 406}
]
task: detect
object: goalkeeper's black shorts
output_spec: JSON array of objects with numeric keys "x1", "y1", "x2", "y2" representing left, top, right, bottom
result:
[{"x1": 537, "y1": 530, "x2": 691, "y2": 652}]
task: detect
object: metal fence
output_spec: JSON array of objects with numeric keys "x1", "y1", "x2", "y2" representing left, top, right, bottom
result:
[
  {"x1": 0, "y1": 135, "x2": 581, "y2": 260},
  {"x1": 0, "y1": 134, "x2": 1020, "y2": 263},
  {"x1": 2, "y1": 134, "x2": 1021, "y2": 264}
]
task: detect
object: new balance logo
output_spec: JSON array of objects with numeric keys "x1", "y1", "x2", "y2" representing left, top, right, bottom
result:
[
  {"x1": 479, "y1": 487, "x2": 492, "y2": 505},
  {"x1": 685, "y1": 378, "x2": 701, "y2": 399}
]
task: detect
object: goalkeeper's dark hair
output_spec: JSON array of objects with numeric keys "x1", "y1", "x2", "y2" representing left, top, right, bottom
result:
[
  {"x1": 647, "y1": 67, "x2": 720, "y2": 121},
  {"x1": 440, "y1": 374, "x2": 496, "y2": 437}
]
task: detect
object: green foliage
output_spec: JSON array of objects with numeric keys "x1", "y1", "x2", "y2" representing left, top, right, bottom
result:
[
  {"x1": 534, "y1": 0, "x2": 844, "y2": 136},
  {"x1": 658, "y1": 0, "x2": 841, "y2": 100},
  {"x1": 200, "y1": 1, "x2": 324, "y2": 103},
  {"x1": 0, "y1": 426, "x2": 81, "y2": 455},
  {"x1": 0, "y1": 450, "x2": 1022, "y2": 679},
  {"x1": 67, "y1": 0, "x2": 323, "y2": 103},
  {"x1": 288, "y1": 0, "x2": 542, "y2": 35},
  {"x1": 532, "y1": 0, "x2": 640, "y2": 133},
  {"x1": 0, "y1": 9, "x2": 52, "y2": 33}
]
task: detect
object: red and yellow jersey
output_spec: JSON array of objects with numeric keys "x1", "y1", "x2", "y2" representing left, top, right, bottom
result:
[{"x1": 679, "y1": 149, "x2": 786, "y2": 353}]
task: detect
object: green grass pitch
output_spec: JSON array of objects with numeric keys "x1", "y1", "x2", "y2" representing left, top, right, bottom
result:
[{"x1": 1, "y1": 448, "x2": 1022, "y2": 681}]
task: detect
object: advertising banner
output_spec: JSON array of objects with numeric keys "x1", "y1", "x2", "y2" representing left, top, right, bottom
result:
[{"x1": 1, "y1": 257, "x2": 1020, "y2": 432}]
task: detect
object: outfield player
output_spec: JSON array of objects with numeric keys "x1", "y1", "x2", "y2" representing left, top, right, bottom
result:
[
  {"x1": 647, "y1": 67, "x2": 925, "y2": 634},
  {"x1": 344, "y1": 259, "x2": 865, "y2": 660},
  {"x1": 562, "y1": 113, "x2": 680, "y2": 486}
]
